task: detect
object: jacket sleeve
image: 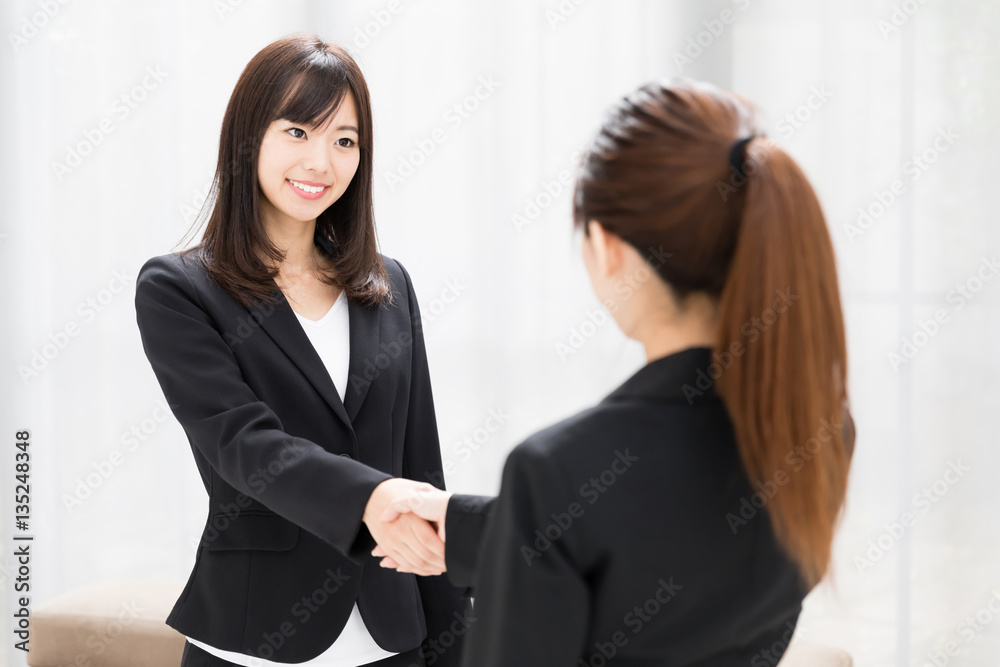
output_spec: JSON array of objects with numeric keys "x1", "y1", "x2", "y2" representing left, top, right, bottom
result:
[
  {"x1": 393, "y1": 258, "x2": 474, "y2": 667},
  {"x1": 133, "y1": 254, "x2": 393, "y2": 563},
  {"x1": 444, "y1": 494, "x2": 496, "y2": 589},
  {"x1": 395, "y1": 258, "x2": 447, "y2": 491},
  {"x1": 459, "y1": 441, "x2": 590, "y2": 667}
]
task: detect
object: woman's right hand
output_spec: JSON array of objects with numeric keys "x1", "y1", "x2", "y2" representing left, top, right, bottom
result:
[{"x1": 362, "y1": 478, "x2": 446, "y2": 576}]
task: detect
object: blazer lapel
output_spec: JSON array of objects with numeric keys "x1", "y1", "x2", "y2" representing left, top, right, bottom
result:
[
  {"x1": 344, "y1": 296, "x2": 379, "y2": 422},
  {"x1": 255, "y1": 285, "x2": 381, "y2": 432}
]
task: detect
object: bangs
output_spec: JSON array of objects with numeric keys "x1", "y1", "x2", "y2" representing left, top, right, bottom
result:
[{"x1": 273, "y1": 61, "x2": 355, "y2": 136}]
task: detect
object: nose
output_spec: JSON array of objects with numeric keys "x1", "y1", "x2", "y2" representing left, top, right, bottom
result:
[{"x1": 301, "y1": 137, "x2": 335, "y2": 176}]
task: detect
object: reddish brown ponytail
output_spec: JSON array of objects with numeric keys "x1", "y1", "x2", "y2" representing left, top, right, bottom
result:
[
  {"x1": 716, "y1": 136, "x2": 852, "y2": 588},
  {"x1": 573, "y1": 78, "x2": 853, "y2": 589}
]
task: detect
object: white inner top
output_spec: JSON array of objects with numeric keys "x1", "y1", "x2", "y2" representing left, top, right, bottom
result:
[{"x1": 186, "y1": 289, "x2": 398, "y2": 666}]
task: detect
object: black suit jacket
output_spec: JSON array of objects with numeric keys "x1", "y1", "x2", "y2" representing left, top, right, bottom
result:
[
  {"x1": 134, "y1": 237, "x2": 470, "y2": 664},
  {"x1": 442, "y1": 346, "x2": 855, "y2": 667}
]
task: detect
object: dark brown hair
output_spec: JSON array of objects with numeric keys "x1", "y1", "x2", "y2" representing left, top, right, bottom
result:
[
  {"x1": 572, "y1": 78, "x2": 853, "y2": 589},
  {"x1": 176, "y1": 33, "x2": 391, "y2": 309}
]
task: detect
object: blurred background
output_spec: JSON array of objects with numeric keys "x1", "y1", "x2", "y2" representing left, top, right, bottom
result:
[{"x1": 1, "y1": 1, "x2": 997, "y2": 665}]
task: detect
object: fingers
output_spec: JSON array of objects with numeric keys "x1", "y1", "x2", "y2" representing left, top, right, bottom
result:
[
  {"x1": 404, "y1": 513, "x2": 446, "y2": 562},
  {"x1": 391, "y1": 515, "x2": 445, "y2": 573},
  {"x1": 379, "y1": 492, "x2": 422, "y2": 523},
  {"x1": 363, "y1": 478, "x2": 453, "y2": 575},
  {"x1": 380, "y1": 505, "x2": 403, "y2": 523},
  {"x1": 371, "y1": 514, "x2": 446, "y2": 575}
]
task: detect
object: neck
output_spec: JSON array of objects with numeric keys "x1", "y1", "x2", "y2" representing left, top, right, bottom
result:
[
  {"x1": 629, "y1": 294, "x2": 718, "y2": 364},
  {"x1": 260, "y1": 206, "x2": 321, "y2": 277},
  {"x1": 639, "y1": 327, "x2": 716, "y2": 364}
]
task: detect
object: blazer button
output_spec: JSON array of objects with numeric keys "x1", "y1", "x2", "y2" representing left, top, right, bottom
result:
[{"x1": 339, "y1": 453, "x2": 352, "y2": 459}]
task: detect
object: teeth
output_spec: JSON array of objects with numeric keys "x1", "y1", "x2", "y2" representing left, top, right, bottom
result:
[{"x1": 288, "y1": 179, "x2": 326, "y2": 194}]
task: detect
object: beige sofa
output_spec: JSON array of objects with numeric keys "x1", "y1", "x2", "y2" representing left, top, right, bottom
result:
[{"x1": 27, "y1": 579, "x2": 852, "y2": 666}]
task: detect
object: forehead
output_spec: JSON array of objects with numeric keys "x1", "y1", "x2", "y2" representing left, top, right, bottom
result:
[
  {"x1": 310, "y1": 92, "x2": 358, "y2": 133},
  {"x1": 275, "y1": 72, "x2": 360, "y2": 132}
]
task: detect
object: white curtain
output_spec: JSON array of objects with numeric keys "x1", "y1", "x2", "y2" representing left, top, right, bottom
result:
[{"x1": 1, "y1": 1, "x2": 996, "y2": 665}]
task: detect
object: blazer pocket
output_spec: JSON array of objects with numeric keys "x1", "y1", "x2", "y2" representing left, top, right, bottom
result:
[{"x1": 204, "y1": 509, "x2": 300, "y2": 552}]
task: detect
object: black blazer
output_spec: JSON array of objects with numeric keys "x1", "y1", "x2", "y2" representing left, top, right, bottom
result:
[
  {"x1": 134, "y1": 236, "x2": 470, "y2": 665},
  {"x1": 442, "y1": 346, "x2": 855, "y2": 667}
]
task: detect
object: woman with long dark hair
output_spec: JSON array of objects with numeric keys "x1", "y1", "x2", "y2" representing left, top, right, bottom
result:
[
  {"x1": 134, "y1": 34, "x2": 468, "y2": 666},
  {"x1": 375, "y1": 78, "x2": 856, "y2": 666}
]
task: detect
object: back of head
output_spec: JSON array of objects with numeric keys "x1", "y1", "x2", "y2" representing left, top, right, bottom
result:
[{"x1": 573, "y1": 78, "x2": 853, "y2": 589}]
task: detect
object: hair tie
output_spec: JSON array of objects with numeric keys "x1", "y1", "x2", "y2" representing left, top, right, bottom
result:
[{"x1": 729, "y1": 135, "x2": 757, "y2": 180}]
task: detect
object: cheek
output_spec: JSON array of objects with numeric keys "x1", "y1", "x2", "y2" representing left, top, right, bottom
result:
[
  {"x1": 257, "y1": 143, "x2": 276, "y2": 183},
  {"x1": 338, "y1": 152, "x2": 361, "y2": 180},
  {"x1": 259, "y1": 140, "x2": 294, "y2": 178}
]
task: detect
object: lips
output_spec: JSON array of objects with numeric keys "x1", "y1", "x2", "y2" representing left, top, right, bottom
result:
[{"x1": 286, "y1": 178, "x2": 330, "y2": 200}]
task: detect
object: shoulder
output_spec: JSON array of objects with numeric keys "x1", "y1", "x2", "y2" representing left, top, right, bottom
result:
[
  {"x1": 503, "y1": 398, "x2": 716, "y2": 493},
  {"x1": 500, "y1": 405, "x2": 616, "y2": 488},
  {"x1": 135, "y1": 249, "x2": 225, "y2": 319},
  {"x1": 510, "y1": 403, "x2": 629, "y2": 464},
  {"x1": 379, "y1": 253, "x2": 406, "y2": 289},
  {"x1": 378, "y1": 254, "x2": 425, "y2": 311},
  {"x1": 136, "y1": 249, "x2": 205, "y2": 291}
]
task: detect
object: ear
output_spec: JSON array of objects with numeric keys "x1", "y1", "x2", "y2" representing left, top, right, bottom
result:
[{"x1": 587, "y1": 219, "x2": 624, "y2": 279}]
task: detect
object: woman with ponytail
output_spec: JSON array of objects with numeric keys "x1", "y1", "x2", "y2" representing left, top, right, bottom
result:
[{"x1": 373, "y1": 78, "x2": 856, "y2": 666}]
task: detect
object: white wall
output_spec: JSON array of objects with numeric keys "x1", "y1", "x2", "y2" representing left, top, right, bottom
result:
[{"x1": 1, "y1": 1, "x2": 997, "y2": 665}]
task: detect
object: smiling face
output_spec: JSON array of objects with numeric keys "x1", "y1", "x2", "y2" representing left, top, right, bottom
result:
[{"x1": 256, "y1": 90, "x2": 361, "y2": 230}]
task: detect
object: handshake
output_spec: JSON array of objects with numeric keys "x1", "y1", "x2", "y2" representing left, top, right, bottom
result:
[{"x1": 362, "y1": 478, "x2": 454, "y2": 576}]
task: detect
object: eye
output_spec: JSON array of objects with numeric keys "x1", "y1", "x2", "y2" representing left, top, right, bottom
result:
[
  {"x1": 286, "y1": 127, "x2": 307, "y2": 139},
  {"x1": 337, "y1": 137, "x2": 357, "y2": 148}
]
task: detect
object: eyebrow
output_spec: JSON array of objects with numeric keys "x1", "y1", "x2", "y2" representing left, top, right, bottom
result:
[{"x1": 282, "y1": 119, "x2": 359, "y2": 133}]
